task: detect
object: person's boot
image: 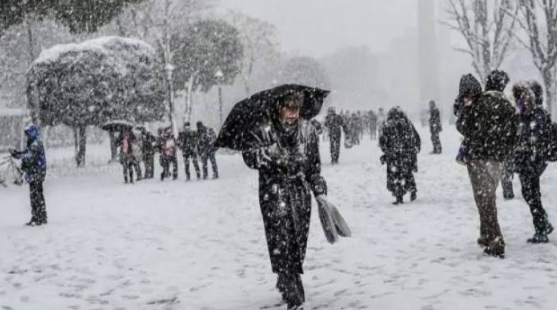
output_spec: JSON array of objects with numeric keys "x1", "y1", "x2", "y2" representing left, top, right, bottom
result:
[
  {"x1": 528, "y1": 222, "x2": 554, "y2": 243},
  {"x1": 393, "y1": 195, "x2": 403, "y2": 205},
  {"x1": 484, "y1": 237, "x2": 505, "y2": 258},
  {"x1": 527, "y1": 233, "x2": 549, "y2": 243},
  {"x1": 477, "y1": 235, "x2": 489, "y2": 247},
  {"x1": 410, "y1": 191, "x2": 417, "y2": 202},
  {"x1": 25, "y1": 218, "x2": 38, "y2": 226}
]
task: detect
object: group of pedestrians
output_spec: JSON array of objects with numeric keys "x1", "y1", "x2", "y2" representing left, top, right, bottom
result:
[
  {"x1": 456, "y1": 70, "x2": 554, "y2": 258},
  {"x1": 115, "y1": 121, "x2": 219, "y2": 183}
]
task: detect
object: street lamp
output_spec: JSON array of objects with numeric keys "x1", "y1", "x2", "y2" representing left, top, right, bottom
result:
[
  {"x1": 215, "y1": 69, "x2": 224, "y2": 127},
  {"x1": 165, "y1": 63, "x2": 176, "y2": 137}
]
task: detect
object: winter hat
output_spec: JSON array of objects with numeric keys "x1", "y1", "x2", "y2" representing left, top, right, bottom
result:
[
  {"x1": 458, "y1": 74, "x2": 482, "y2": 101},
  {"x1": 24, "y1": 123, "x2": 41, "y2": 141},
  {"x1": 485, "y1": 70, "x2": 510, "y2": 92},
  {"x1": 528, "y1": 80, "x2": 544, "y2": 106},
  {"x1": 196, "y1": 121, "x2": 204, "y2": 129},
  {"x1": 184, "y1": 122, "x2": 191, "y2": 128},
  {"x1": 512, "y1": 82, "x2": 535, "y2": 114}
]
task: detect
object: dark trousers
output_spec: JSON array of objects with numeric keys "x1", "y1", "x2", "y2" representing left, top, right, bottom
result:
[
  {"x1": 160, "y1": 155, "x2": 178, "y2": 180},
  {"x1": 501, "y1": 160, "x2": 514, "y2": 199},
  {"x1": 329, "y1": 135, "x2": 340, "y2": 163},
  {"x1": 431, "y1": 131, "x2": 442, "y2": 153},
  {"x1": 200, "y1": 152, "x2": 218, "y2": 179},
  {"x1": 467, "y1": 160, "x2": 504, "y2": 249},
  {"x1": 519, "y1": 173, "x2": 551, "y2": 233},
  {"x1": 183, "y1": 151, "x2": 200, "y2": 180},
  {"x1": 29, "y1": 180, "x2": 47, "y2": 224},
  {"x1": 122, "y1": 157, "x2": 141, "y2": 183},
  {"x1": 143, "y1": 153, "x2": 155, "y2": 179}
]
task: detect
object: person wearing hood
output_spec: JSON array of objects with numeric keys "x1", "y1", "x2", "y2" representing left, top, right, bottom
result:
[
  {"x1": 242, "y1": 92, "x2": 327, "y2": 310},
  {"x1": 456, "y1": 70, "x2": 517, "y2": 258},
  {"x1": 10, "y1": 123, "x2": 48, "y2": 226},
  {"x1": 512, "y1": 81, "x2": 554, "y2": 243},
  {"x1": 379, "y1": 107, "x2": 421, "y2": 204}
]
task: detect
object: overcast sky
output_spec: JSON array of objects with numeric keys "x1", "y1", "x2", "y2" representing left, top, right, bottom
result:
[{"x1": 219, "y1": 0, "x2": 418, "y2": 57}]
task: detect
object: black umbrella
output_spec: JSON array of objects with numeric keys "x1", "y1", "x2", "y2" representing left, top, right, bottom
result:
[
  {"x1": 101, "y1": 120, "x2": 136, "y2": 132},
  {"x1": 215, "y1": 84, "x2": 330, "y2": 151}
]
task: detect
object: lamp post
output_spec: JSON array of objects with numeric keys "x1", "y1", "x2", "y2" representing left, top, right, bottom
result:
[{"x1": 215, "y1": 69, "x2": 224, "y2": 127}]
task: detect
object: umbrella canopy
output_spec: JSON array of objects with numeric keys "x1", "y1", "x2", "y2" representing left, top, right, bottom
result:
[
  {"x1": 215, "y1": 84, "x2": 330, "y2": 151},
  {"x1": 101, "y1": 120, "x2": 136, "y2": 132}
]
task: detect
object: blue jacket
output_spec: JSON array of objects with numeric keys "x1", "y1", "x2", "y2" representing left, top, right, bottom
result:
[{"x1": 12, "y1": 124, "x2": 47, "y2": 182}]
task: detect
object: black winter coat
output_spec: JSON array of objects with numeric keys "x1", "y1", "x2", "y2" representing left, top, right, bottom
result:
[
  {"x1": 324, "y1": 113, "x2": 344, "y2": 138},
  {"x1": 429, "y1": 107, "x2": 442, "y2": 133},
  {"x1": 242, "y1": 119, "x2": 327, "y2": 275},
  {"x1": 456, "y1": 91, "x2": 517, "y2": 161},
  {"x1": 380, "y1": 116, "x2": 421, "y2": 170},
  {"x1": 514, "y1": 107, "x2": 548, "y2": 176},
  {"x1": 178, "y1": 129, "x2": 199, "y2": 154}
]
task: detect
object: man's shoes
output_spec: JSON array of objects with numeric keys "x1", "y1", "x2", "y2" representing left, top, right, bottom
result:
[
  {"x1": 410, "y1": 191, "x2": 417, "y2": 201},
  {"x1": 483, "y1": 237, "x2": 505, "y2": 258},
  {"x1": 477, "y1": 235, "x2": 489, "y2": 247},
  {"x1": 393, "y1": 196, "x2": 404, "y2": 205},
  {"x1": 527, "y1": 233, "x2": 549, "y2": 244}
]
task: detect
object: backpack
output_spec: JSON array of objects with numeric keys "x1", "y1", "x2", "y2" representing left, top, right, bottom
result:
[{"x1": 540, "y1": 115, "x2": 557, "y2": 161}]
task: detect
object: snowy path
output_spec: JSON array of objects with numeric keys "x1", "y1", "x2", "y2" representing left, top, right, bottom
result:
[{"x1": 1, "y1": 126, "x2": 557, "y2": 310}]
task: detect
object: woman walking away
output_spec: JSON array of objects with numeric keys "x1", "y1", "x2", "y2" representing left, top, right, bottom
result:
[
  {"x1": 512, "y1": 82, "x2": 554, "y2": 243},
  {"x1": 379, "y1": 107, "x2": 421, "y2": 205}
]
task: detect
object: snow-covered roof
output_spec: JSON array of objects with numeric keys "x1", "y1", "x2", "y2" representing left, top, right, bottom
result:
[{"x1": 34, "y1": 36, "x2": 155, "y2": 65}]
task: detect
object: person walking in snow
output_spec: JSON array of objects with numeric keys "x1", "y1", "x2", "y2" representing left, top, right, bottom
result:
[
  {"x1": 197, "y1": 121, "x2": 219, "y2": 179},
  {"x1": 10, "y1": 124, "x2": 48, "y2": 226},
  {"x1": 324, "y1": 107, "x2": 344, "y2": 164},
  {"x1": 158, "y1": 127, "x2": 178, "y2": 181},
  {"x1": 242, "y1": 92, "x2": 328, "y2": 310},
  {"x1": 512, "y1": 81, "x2": 554, "y2": 243},
  {"x1": 369, "y1": 110, "x2": 378, "y2": 140},
  {"x1": 140, "y1": 127, "x2": 157, "y2": 179},
  {"x1": 456, "y1": 70, "x2": 516, "y2": 258},
  {"x1": 428, "y1": 100, "x2": 443, "y2": 154},
  {"x1": 117, "y1": 128, "x2": 141, "y2": 184},
  {"x1": 379, "y1": 107, "x2": 421, "y2": 205},
  {"x1": 178, "y1": 122, "x2": 201, "y2": 181}
]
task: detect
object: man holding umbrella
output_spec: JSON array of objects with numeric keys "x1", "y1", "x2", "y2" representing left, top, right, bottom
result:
[{"x1": 217, "y1": 85, "x2": 337, "y2": 309}]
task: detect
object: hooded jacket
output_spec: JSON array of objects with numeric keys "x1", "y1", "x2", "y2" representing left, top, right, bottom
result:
[{"x1": 12, "y1": 124, "x2": 47, "y2": 182}]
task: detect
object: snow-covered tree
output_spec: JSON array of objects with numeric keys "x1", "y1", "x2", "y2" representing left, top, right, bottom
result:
[
  {"x1": 444, "y1": 0, "x2": 518, "y2": 85},
  {"x1": 512, "y1": 0, "x2": 557, "y2": 116},
  {"x1": 171, "y1": 19, "x2": 243, "y2": 121},
  {"x1": 109, "y1": 0, "x2": 214, "y2": 136},
  {"x1": 280, "y1": 56, "x2": 331, "y2": 90},
  {"x1": 27, "y1": 36, "x2": 165, "y2": 166},
  {"x1": 228, "y1": 12, "x2": 281, "y2": 96}
]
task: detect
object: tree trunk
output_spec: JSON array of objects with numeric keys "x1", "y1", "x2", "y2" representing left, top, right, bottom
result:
[
  {"x1": 109, "y1": 131, "x2": 118, "y2": 162},
  {"x1": 542, "y1": 67, "x2": 555, "y2": 118},
  {"x1": 76, "y1": 125, "x2": 87, "y2": 167},
  {"x1": 73, "y1": 127, "x2": 79, "y2": 165}
]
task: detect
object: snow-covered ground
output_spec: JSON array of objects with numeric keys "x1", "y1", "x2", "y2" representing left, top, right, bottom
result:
[{"x1": 1, "y1": 125, "x2": 557, "y2": 310}]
